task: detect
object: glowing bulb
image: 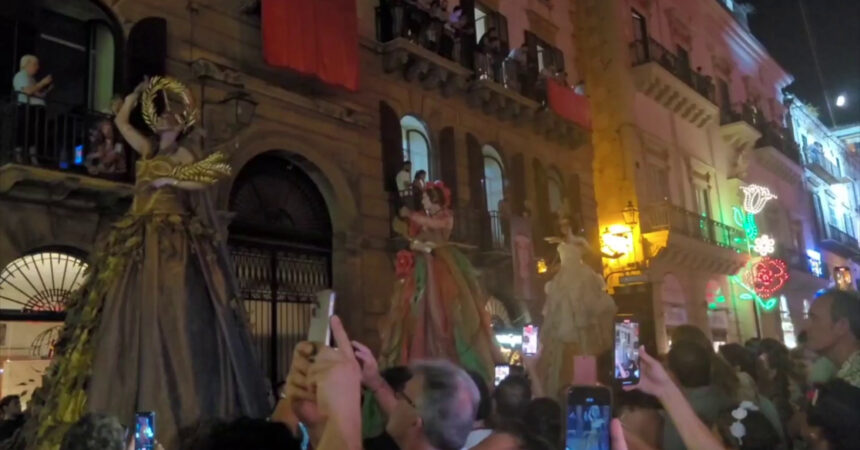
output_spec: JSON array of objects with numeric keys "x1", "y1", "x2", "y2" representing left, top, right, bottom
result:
[
  {"x1": 753, "y1": 235, "x2": 776, "y2": 256},
  {"x1": 836, "y1": 95, "x2": 846, "y2": 108}
]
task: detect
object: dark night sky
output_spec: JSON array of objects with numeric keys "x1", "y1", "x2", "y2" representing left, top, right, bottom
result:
[{"x1": 747, "y1": 0, "x2": 860, "y2": 127}]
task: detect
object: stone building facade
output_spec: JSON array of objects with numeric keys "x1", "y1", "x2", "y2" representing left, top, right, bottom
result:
[{"x1": 0, "y1": 0, "x2": 594, "y2": 394}]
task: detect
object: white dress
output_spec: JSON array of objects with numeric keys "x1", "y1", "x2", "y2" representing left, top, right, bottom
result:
[{"x1": 539, "y1": 236, "x2": 617, "y2": 396}]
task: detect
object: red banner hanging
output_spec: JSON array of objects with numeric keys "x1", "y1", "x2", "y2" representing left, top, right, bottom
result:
[
  {"x1": 547, "y1": 79, "x2": 591, "y2": 129},
  {"x1": 262, "y1": 0, "x2": 359, "y2": 91}
]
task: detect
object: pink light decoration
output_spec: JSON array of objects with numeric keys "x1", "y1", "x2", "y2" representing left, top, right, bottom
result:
[{"x1": 743, "y1": 257, "x2": 790, "y2": 299}]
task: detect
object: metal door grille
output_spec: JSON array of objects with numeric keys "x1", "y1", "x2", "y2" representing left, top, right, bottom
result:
[{"x1": 231, "y1": 241, "x2": 331, "y2": 386}]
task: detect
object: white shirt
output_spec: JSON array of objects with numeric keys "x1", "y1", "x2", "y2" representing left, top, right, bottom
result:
[
  {"x1": 396, "y1": 170, "x2": 412, "y2": 192},
  {"x1": 13, "y1": 71, "x2": 45, "y2": 106},
  {"x1": 462, "y1": 429, "x2": 492, "y2": 450}
]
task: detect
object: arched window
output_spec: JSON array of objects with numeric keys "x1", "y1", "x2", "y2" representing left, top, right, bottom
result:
[
  {"x1": 0, "y1": 251, "x2": 89, "y2": 312},
  {"x1": 547, "y1": 168, "x2": 564, "y2": 214},
  {"x1": 483, "y1": 145, "x2": 505, "y2": 212},
  {"x1": 400, "y1": 116, "x2": 431, "y2": 180}
]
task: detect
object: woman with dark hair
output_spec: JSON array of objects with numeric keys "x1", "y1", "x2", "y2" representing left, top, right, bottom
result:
[
  {"x1": 756, "y1": 338, "x2": 805, "y2": 426},
  {"x1": 523, "y1": 398, "x2": 562, "y2": 449},
  {"x1": 381, "y1": 181, "x2": 500, "y2": 383},
  {"x1": 714, "y1": 402, "x2": 781, "y2": 450},
  {"x1": 671, "y1": 325, "x2": 740, "y2": 401},
  {"x1": 805, "y1": 378, "x2": 860, "y2": 450}
]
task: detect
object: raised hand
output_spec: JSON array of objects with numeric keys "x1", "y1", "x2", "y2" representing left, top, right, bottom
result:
[
  {"x1": 352, "y1": 340, "x2": 383, "y2": 389},
  {"x1": 284, "y1": 341, "x2": 326, "y2": 427},
  {"x1": 308, "y1": 316, "x2": 362, "y2": 417},
  {"x1": 624, "y1": 346, "x2": 673, "y2": 398}
]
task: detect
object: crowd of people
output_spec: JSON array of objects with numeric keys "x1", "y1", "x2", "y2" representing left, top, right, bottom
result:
[
  {"x1": 0, "y1": 288, "x2": 854, "y2": 450},
  {"x1": 379, "y1": 0, "x2": 571, "y2": 102},
  {"x1": 9, "y1": 54, "x2": 130, "y2": 177}
]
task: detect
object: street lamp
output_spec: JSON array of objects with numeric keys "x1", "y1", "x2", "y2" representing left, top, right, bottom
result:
[{"x1": 622, "y1": 201, "x2": 638, "y2": 226}]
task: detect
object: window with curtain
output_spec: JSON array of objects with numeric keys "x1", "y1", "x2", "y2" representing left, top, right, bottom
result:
[{"x1": 400, "y1": 115, "x2": 431, "y2": 179}]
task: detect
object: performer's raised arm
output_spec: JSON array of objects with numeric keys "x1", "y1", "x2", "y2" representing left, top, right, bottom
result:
[{"x1": 115, "y1": 81, "x2": 153, "y2": 158}]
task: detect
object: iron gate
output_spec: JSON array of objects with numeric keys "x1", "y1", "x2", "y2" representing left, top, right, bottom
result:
[{"x1": 230, "y1": 239, "x2": 331, "y2": 386}]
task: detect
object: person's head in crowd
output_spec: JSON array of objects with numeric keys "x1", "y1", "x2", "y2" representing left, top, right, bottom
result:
[
  {"x1": 402, "y1": 161, "x2": 412, "y2": 173},
  {"x1": 0, "y1": 395, "x2": 21, "y2": 420},
  {"x1": 804, "y1": 379, "x2": 860, "y2": 450},
  {"x1": 467, "y1": 370, "x2": 491, "y2": 426},
  {"x1": 188, "y1": 417, "x2": 298, "y2": 450},
  {"x1": 745, "y1": 337, "x2": 762, "y2": 355},
  {"x1": 757, "y1": 338, "x2": 803, "y2": 394},
  {"x1": 386, "y1": 360, "x2": 479, "y2": 450},
  {"x1": 473, "y1": 420, "x2": 549, "y2": 450},
  {"x1": 671, "y1": 325, "x2": 739, "y2": 397},
  {"x1": 382, "y1": 365, "x2": 413, "y2": 394},
  {"x1": 668, "y1": 340, "x2": 712, "y2": 388},
  {"x1": 720, "y1": 343, "x2": 757, "y2": 379},
  {"x1": 414, "y1": 170, "x2": 427, "y2": 183},
  {"x1": 59, "y1": 413, "x2": 125, "y2": 450},
  {"x1": 523, "y1": 397, "x2": 562, "y2": 449},
  {"x1": 615, "y1": 389, "x2": 662, "y2": 448},
  {"x1": 19, "y1": 55, "x2": 39, "y2": 76},
  {"x1": 714, "y1": 402, "x2": 780, "y2": 450},
  {"x1": 492, "y1": 374, "x2": 532, "y2": 424},
  {"x1": 806, "y1": 289, "x2": 860, "y2": 366}
]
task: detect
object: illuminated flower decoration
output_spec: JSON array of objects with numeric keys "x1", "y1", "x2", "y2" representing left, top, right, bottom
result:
[
  {"x1": 425, "y1": 181, "x2": 452, "y2": 208},
  {"x1": 753, "y1": 235, "x2": 776, "y2": 256},
  {"x1": 394, "y1": 250, "x2": 414, "y2": 279},
  {"x1": 741, "y1": 185, "x2": 777, "y2": 214},
  {"x1": 743, "y1": 257, "x2": 789, "y2": 298}
]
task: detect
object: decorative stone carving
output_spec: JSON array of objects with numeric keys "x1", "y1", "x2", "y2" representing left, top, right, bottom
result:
[
  {"x1": 191, "y1": 58, "x2": 244, "y2": 87},
  {"x1": 381, "y1": 38, "x2": 472, "y2": 99}
]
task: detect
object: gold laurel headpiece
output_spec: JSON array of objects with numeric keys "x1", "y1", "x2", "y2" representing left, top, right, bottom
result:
[{"x1": 141, "y1": 76, "x2": 199, "y2": 134}]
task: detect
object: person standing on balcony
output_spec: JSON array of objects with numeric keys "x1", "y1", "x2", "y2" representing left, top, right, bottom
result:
[
  {"x1": 396, "y1": 161, "x2": 413, "y2": 208},
  {"x1": 12, "y1": 54, "x2": 52, "y2": 165},
  {"x1": 411, "y1": 169, "x2": 427, "y2": 211}
]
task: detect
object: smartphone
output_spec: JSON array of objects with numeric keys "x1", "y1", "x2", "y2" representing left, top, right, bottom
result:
[
  {"x1": 565, "y1": 386, "x2": 612, "y2": 450},
  {"x1": 522, "y1": 324, "x2": 539, "y2": 356},
  {"x1": 614, "y1": 318, "x2": 640, "y2": 386},
  {"x1": 134, "y1": 411, "x2": 155, "y2": 450},
  {"x1": 494, "y1": 364, "x2": 510, "y2": 386},
  {"x1": 307, "y1": 290, "x2": 336, "y2": 346}
]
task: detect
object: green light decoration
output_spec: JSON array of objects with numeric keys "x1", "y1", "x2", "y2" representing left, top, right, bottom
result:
[
  {"x1": 729, "y1": 275, "x2": 779, "y2": 311},
  {"x1": 732, "y1": 206, "x2": 758, "y2": 241}
]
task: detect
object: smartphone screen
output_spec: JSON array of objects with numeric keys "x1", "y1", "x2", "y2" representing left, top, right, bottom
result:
[
  {"x1": 522, "y1": 324, "x2": 539, "y2": 356},
  {"x1": 494, "y1": 364, "x2": 510, "y2": 386},
  {"x1": 134, "y1": 411, "x2": 155, "y2": 450},
  {"x1": 307, "y1": 290, "x2": 336, "y2": 346},
  {"x1": 614, "y1": 318, "x2": 640, "y2": 386},
  {"x1": 566, "y1": 386, "x2": 611, "y2": 450}
]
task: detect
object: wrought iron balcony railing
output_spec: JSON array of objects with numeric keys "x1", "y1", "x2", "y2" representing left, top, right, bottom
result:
[
  {"x1": 641, "y1": 202, "x2": 746, "y2": 252},
  {"x1": 1, "y1": 93, "x2": 135, "y2": 183},
  {"x1": 451, "y1": 208, "x2": 508, "y2": 252},
  {"x1": 629, "y1": 38, "x2": 716, "y2": 104},
  {"x1": 756, "y1": 123, "x2": 801, "y2": 165},
  {"x1": 803, "y1": 144, "x2": 842, "y2": 181}
]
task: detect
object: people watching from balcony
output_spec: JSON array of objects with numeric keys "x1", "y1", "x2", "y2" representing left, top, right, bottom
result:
[
  {"x1": 476, "y1": 28, "x2": 500, "y2": 81},
  {"x1": 86, "y1": 119, "x2": 127, "y2": 177},
  {"x1": 506, "y1": 43, "x2": 528, "y2": 91},
  {"x1": 12, "y1": 54, "x2": 53, "y2": 165},
  {"x1": 411, "y1": 169, "x2": 427, "y2": 211},
  {"x1": 396, "y1": 161, "x2": 413, "y2": 208}
]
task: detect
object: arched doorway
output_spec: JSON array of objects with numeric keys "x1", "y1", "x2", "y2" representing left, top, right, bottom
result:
[
  {"x1": 0, "y1": 248, "x2": 88, "y2": 404},
  {"x1": 228, "y1": 153, "x2": 333, "y2": 386}
]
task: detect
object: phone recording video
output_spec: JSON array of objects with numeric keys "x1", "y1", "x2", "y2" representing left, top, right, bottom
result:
[
  {"x1": 566, "y1": 386, "x2": 611, "y2": 450},
  {"x1": 522, "y1": 324, "x2": 539, "y2": 356},
  {"x1": 494, "y1": 364, "x2": 510, "y2": 386},
  {"x1": 134, "y1": 411, "x2": 155, "y2": 450},
  {"x1": 614, "y1": 318, "x2": 640, "y2": 386},
  {"x1": 307, "y1": 290, "x2": 336, "y2": 346}
]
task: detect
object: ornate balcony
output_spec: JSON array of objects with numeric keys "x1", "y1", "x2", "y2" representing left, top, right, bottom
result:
[
  {"x1": 0, "y1": 96, "x2": 134, "y2": 208},
  {"x1": 629, "y1": 39, "x2": 718, "y2": 128},
  {"x1": 818, "y1": 223, "x2": 860, "y2": 260},
  {"x1": 749, "y1": 122, "x2": 803, "y2": 182},
  {"x1": 803, "y1": 144, "x2": 847, "y2": 185},
  {"x1": 640, "y1": 202, "x2": 748, "y2": 274}
]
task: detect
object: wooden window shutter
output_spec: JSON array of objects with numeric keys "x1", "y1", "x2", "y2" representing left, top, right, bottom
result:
[
  {"x1": 125, "y1": 17, "x2": 167, "y2": 91},
  {"x1": 466, "y1": 133, "x2": 486, "y2": 211},
  {"x1": 379, "y1": 101, "x2": 403, "y2": 192},
  {"x1": 496, "y1": 12, "x2": 509, "y2": 55},
  {"x1": 438, "y1": 127, "x2": 459, "y2": 208},
  {"x1": 532, "y1": 158, "x2": 551, "y2": 239},
  {"x1": 552, "y1": 47, "x2": 565, "y2": 74},
  {"x1": 567, "y1": 173, "x2": 583, "y2": 229},
  {"x1": 509, "y1": 153, "x2": 526, "y2": 214}
]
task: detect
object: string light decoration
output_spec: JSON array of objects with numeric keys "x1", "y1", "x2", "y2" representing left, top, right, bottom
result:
[
  {"x1": 753, "y1": 235, "x2": 776, "y2": 256},
  {"x1": 732, "y1": 206, "x2": 759, "y2": 241},
  {"x1": 743, "y1": 257, "x2": 790, "y2": 299},
  {"x1": 741, "y1": 185, "x2": 777, "y2": 214},
  {"x1": 729, "y1": 275, "x2": 779, "y2": 311}
]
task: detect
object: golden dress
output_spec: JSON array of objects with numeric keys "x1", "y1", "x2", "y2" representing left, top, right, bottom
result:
[{"x1": 18, "y1": 153, "x2": 270, "y2": 450}]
